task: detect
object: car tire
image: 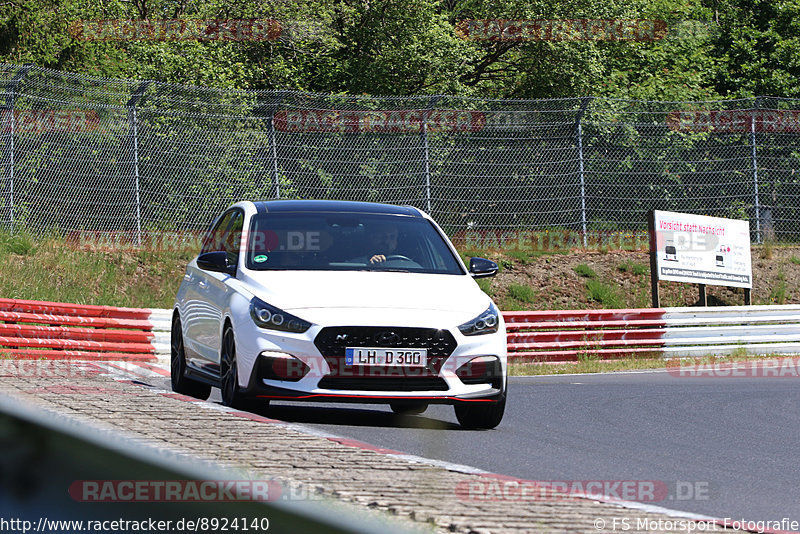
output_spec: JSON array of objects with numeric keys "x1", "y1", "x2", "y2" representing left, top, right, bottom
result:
[
  {"x1": 454, "y1": 391, "x2": 506, "y2": 430},
  {"x1": 170, "y1": 315, "x2": 212, "y2": 400},
  {"x1": 220, "y1": 324, "x2": 254, "y2": 409},
  {"x1": 390, "y1": 403, "x2": 428, "y2": 415}
]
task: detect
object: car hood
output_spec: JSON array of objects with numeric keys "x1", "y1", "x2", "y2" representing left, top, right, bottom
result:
[{"x1": 240, "y1": 270, "x2": 489, "y2": 316}]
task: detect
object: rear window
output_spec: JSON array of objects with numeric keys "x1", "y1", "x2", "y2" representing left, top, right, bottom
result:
[{"x1": 245, "y1": 213, "x2": 464, "y2": 275}]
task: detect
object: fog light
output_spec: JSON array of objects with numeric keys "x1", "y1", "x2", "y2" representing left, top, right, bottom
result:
[
  {"x1": 258, "y1": 352, "x2": 309, "y2": 382},
  {"x1": 456, "y1": 356, "x2": 502, "y2": 387}
]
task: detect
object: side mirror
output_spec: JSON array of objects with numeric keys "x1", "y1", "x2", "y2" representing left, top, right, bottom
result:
[
  {"x1": 469, "y1": 257, "x2": 498, "y2": 279},
  {"x1": 197, "y1": 251, "x2": 235, "y2": 275}
]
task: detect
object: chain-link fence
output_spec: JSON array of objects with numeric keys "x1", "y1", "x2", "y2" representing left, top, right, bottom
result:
[{"x1": 2, "y1": 63, "x2": 799, "y2": 242}]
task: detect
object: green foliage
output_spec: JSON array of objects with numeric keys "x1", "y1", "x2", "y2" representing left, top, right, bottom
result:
[
  {"x1": 0, "y1": 229, "x2": 37, "y2": 256},
  {"x1": 499, "y1": 296, "x2": 528, "y2": 311},
  {"x1": 770, "y1": 270, "x2": 789, "y2": 304},
  {"x1": 1, "y1": 0, "x2": 796, "y2": 100},
  {"x1": 476, "y1": 277, "x2": 494, "y2": 296},
  {"x1": 710, "y1": 0, "x2": 800, "y2": 98},
  {"x1": 586, "y1": 280, "x2": 624, "y2": 308},
  {"x1": 618, "y1": 260, "x2": 648, "y2": 275},
  {"x1": 573, "y1": 263, "x2": 597, "y2": 278},
  {"x1": 505, "y1": 250, "x2": 533, "y2": 265},
  {"x1": 507, "y1": 282, "x2": 537, "y2": 304},
  {"x1": 761, "y1": 242, "x2": 774, "y2": 260}
]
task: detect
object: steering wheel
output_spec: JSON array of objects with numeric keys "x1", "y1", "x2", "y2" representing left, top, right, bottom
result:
[{"x1": 383, "y1": 255, "x2": 413, "y2": 262}]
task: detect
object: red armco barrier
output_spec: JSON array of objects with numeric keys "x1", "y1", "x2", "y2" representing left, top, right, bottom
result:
[
  {"x1": 504, "y1": 308, "x2": 667, "y2": 362},
  {"x1": 0, "y1": 299, "x2": 159, "y2": 361},
  {"x1": 0, "y1": 298, "x2": 152, "y2": 320},
  {"x1": 4, "y1": 300, "x2": 799, "y2": 364}
]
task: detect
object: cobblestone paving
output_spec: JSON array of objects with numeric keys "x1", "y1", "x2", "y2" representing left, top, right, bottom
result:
[{"x1": 0, "y1": 360, "x2": 744, "y2": 534}]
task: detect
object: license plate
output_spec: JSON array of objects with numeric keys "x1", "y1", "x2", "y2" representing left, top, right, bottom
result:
[{"x1": 345, "y1": 347, "x2": 427, "y2": 367}]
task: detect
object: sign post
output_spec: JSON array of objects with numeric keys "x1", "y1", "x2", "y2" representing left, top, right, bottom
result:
[{"x1": 649, "y1": 210, "x2": 752, "y2": 307}]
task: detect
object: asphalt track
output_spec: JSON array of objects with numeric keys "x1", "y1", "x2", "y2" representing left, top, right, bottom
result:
[{"x1": 154, "y1": 369, "x2": 800, "y2": 525}]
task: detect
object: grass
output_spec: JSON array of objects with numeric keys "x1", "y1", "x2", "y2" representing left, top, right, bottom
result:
[
  {"x1": 507, "y1": 282, "x2": 537, "y2": 304},
  {"x1": 761, "y1": 241, "x2": 774, "y2": 260},
  {"x1": 510, "y1": 356, "x2": 667, "y2": 375},
  {"x1": 769, "y1": 270, "x2": 789, "y2": 304},
  {"x1": 617, "y1": 260, "x2": 649, "y2": 276},
  {"x1": 476, "y1": 278, "x2": 494, "y2": 297},
  {"x1": 501, "y1": 283, "x2": 538, "y2": 311},
  {"x1": 508, "y1": 352, "x2": 795, "y2": 376},
  {"x1": 573, "y1": 263, "x2": 597, "y2": 278},
  {"x1": 0, "y1": 229, "x2": 38, "y2": 256},
  {"x1": 632, "y1": 278, "x2": 651, "y2": 309},
  {"x1": 585, "y1": 280, "x2": 624, "y2": 308},
  {"x1": 505, "y1": 250, "x2": 534, "y2": 265},
  {"x1": 0, "y1": 229, "x2": 193, "y2": 308},
  {"x1": 790, "y1": 256, "x2": 800, "y2": 265}
]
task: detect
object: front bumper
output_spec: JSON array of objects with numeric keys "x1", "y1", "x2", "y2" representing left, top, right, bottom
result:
[{"x1": 235, "y1": 320, "x2": 507, "y2": 405}]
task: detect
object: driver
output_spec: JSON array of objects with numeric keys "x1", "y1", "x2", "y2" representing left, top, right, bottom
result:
[{"x1": 366, "y1": 222, "x2": 399, "y2": 264}]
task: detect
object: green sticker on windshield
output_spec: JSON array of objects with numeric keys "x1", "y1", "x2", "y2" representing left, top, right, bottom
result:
[{"x1": 253, "y1": 255, "x2": 268, "y2": 263}]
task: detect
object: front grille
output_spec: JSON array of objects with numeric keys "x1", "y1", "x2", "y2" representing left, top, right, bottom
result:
[
  {"x1": 314, "y1": 326, "x2": 458, "y2": 378},
  {"x1": 317, "y1": 376, "x2": 449, "y2": 392}
]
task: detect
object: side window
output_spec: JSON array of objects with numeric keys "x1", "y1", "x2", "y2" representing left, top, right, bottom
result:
[
  {"x1": 200, "y1": 211, "x2": 234, "y2": 254},
  {"x1": 224, "y1": 211, "x2": 244, "y2": 266}
]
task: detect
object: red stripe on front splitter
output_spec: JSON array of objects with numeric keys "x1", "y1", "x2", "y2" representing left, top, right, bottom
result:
[{"x1": 255, "y1": 393, "x2": 493, "y2": 401}]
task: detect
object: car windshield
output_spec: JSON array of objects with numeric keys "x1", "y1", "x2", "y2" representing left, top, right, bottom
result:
[{"x1": 245, "y1": 212, "x2": 464, "y2": 275}]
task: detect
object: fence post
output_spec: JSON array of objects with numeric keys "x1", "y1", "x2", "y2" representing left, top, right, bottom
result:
[
  {"x1": 127, "y1": 81, "x2": 151, "y2": 246},
  {"x1": 1, "y1": 64, "x2": 33, "y2": 235},
  {"x1": 265, "y1": 94, "x2": 283, "y2": 199},
  {"x1": 575, "y1": 97, "x2": 592, "y2": 247},
  {"x1": 421, "y1": 96, "x2": 441, "y2": 215},
  {"x1": 750, "y1": 96, "x2": 761, "y2": 244}
]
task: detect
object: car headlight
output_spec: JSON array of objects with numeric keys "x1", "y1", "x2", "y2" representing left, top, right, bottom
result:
[
  {"x1": 250, "y1": 297, "x2": 312, "y2": 333},
  {"x1": 458, "y1": 302, "x2": 500, "y2": 336}
]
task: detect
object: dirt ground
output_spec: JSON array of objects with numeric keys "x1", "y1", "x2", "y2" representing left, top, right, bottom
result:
[{"x1": 475, "y1": 245, "x2": 800, "y2": 310}]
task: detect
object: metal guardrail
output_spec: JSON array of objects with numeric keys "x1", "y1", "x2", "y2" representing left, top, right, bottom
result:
[
  {"x1": 4, "y1": 300, "x2": 799, "y2": 363},
  {"x1": 505, "y1": 305, "x2": 800, "y2": 361}
]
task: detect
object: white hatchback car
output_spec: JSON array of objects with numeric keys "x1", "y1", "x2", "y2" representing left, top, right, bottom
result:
[{"x1": 172, "y1": 200, "x2": 507, "y2": 429}]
